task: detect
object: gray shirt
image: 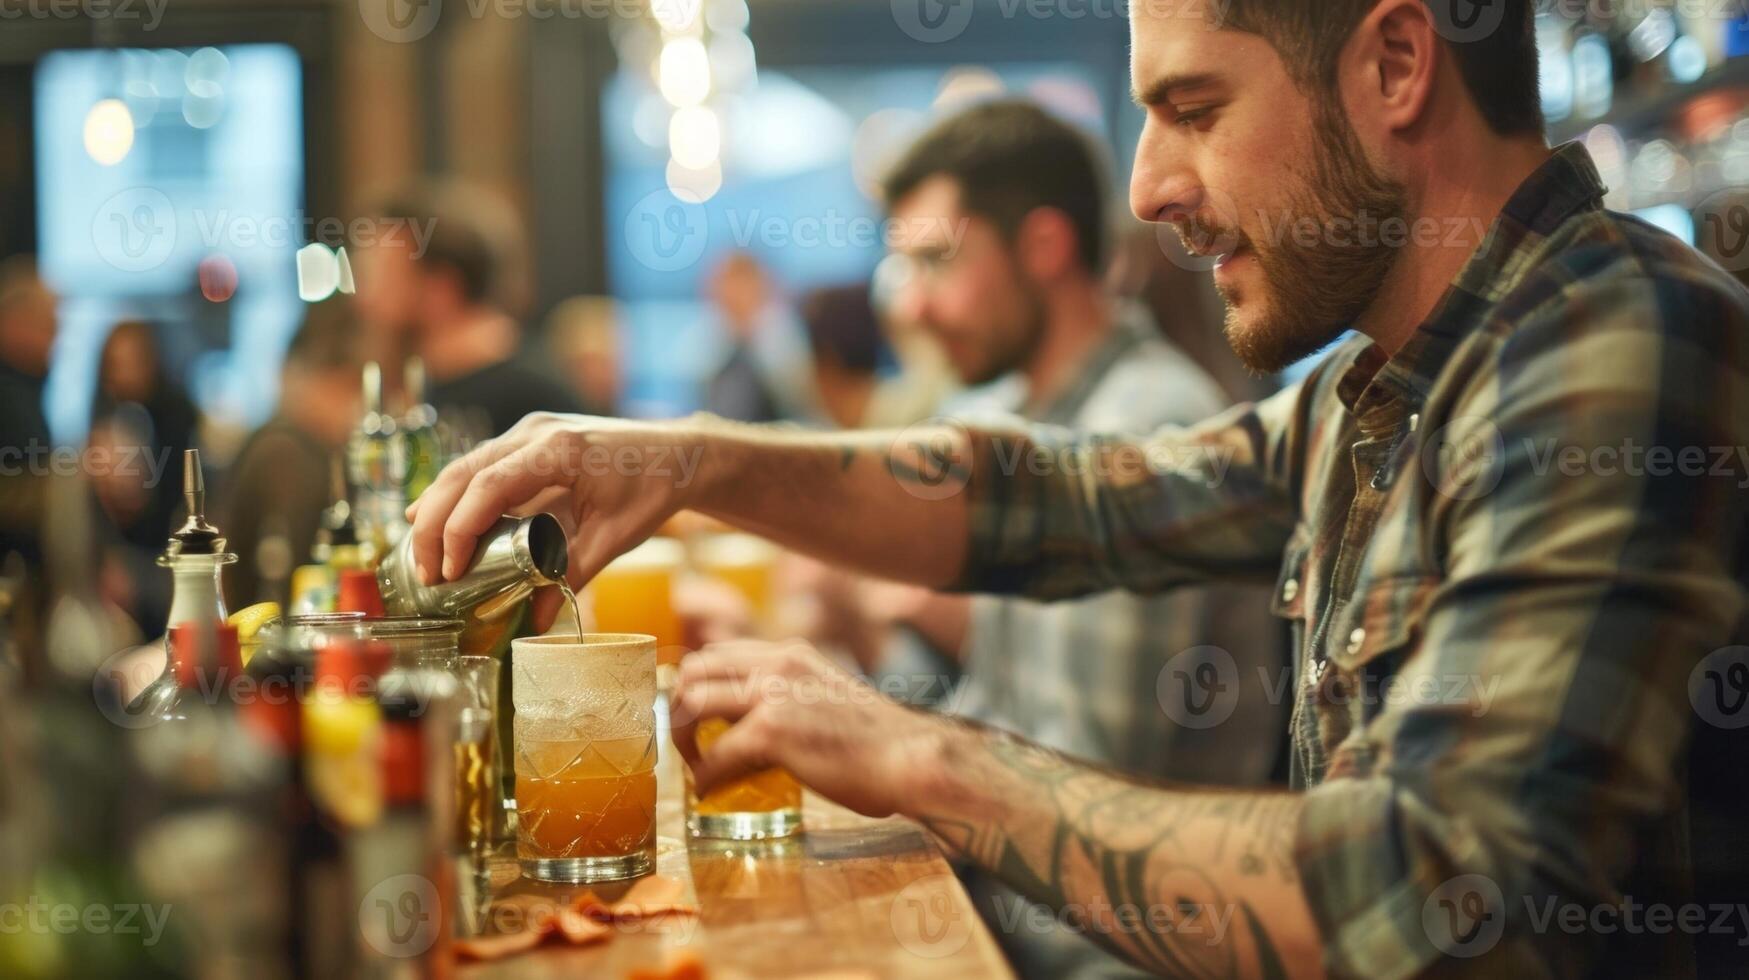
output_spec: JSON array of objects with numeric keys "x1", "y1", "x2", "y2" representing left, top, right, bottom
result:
[{"x1": 945, "y1": 304, "x2": 1288, "y2": 980}]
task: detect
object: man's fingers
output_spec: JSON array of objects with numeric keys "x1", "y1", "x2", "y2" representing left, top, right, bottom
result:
[
  {"x1": 668, "y1": 674, "x2": 760, "y2": 760},
  {"x1": 687, "y1": 711, "x2": 778, "y2": 798},
  {"x1": 440, "y1": 447, "x2": 571, "y2": 580},
  {"x1": 409, "y1": 438, "x2": 518, "y2": 585},
  {"x1": 675, "y1": 642, "x2": 783, "y2": 687}
]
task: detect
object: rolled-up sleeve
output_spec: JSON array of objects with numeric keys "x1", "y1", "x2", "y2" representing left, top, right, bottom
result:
[
  {"x1": 952, "y1": 380, "x2": 1308, "y2": 601},
  {"x1": 1295, "y1": 276, "x2": 1749, "y2": 977}
]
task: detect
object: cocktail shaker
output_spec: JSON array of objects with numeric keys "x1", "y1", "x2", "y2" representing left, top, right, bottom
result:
[{"x1": 376, "y1": 514, "x2": 569, "y2": 623}]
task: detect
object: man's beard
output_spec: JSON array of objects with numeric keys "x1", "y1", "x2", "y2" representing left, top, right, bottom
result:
[
  {"x1": 963, "y1": 268, "x2": 1049, "y2": 387},
  {"x1": 1188, "y1": 107, "x2": 1409, "y2": 374}
]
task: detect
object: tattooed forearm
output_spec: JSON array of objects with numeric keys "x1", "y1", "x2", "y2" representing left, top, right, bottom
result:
[{"x1": 914, "y1": 725, "x2": 1320, "y2": 979}]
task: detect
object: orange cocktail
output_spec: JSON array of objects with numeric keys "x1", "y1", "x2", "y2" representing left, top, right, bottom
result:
[
  {"x1": 686, "y1": 534, "x2": 804, "y2": 839},
  {"x1": 513, "y1": 634, "x2": 658, "y2": 882},
  {"x1": 687, "y1": 717, "x2": 803, "y2": 838},
  {"x1": 591, "y1": 539, "x2": 685, "y2": 663}
]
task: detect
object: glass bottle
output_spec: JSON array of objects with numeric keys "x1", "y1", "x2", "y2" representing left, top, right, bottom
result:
[
  {"x1": 401, "y1": 356, "x2": 445, "y2": 504},
  {"x1": 129, "y1": 451, "x2": 237, "y2": 721},
  {"x1": 348, "y1": 362, "x2": 409, "y2": 560},
  {"x1": 160, "y1": 448, "x2": 236, "y2": 628}
]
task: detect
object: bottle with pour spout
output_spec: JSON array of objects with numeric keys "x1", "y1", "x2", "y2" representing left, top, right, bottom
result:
[{"x1": 129, "y1": 450, "x2": 237, "y2": 720}]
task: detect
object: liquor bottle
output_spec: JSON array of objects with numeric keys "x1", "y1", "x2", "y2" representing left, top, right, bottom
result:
[
  {"x1": 129, "y1": 452, "x2": 238, "y2": 720},
  {"x1": 348, "y1": 363, "x2": 409, "y2": 561},
  {"x1": 242, "y1": 641, "x2": 352, "y2": 979},
  {"x1": 160, "y1": 448, "x2": 236, "y2": 628},
  {"x1": 291, "y1": 458, "x2": 369, "y2": 615},
  {"x1": 401, "y1": 357, "x2": 445, "y2": 504},
  {"x1": 128, "y1": 619, "x2": 292, "y2": 979},
  {"x1": 304, "y1": 639, "x2": 392, "y2": 829},
  {"x1": 351, "y1": 669, "x2": 458, "y2": 979}
]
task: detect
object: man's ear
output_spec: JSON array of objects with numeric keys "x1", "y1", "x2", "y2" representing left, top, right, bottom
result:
[
  {"x1": 1346, "y1": 0, "x2": 1439, "y2": 136},
  {"x1": 1014, "y1": 207, "x2": 1080, "y2": 282}
]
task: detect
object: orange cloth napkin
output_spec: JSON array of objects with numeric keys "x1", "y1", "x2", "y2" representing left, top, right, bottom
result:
[{"x1": 455, "y1": 875, "x2": 699, "y2": 963}]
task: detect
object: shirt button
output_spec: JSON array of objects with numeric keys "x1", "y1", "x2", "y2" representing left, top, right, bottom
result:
[
  {"x1": 1346, "y1": 627, "x2": 1366, "y2": 655},
  {"x1": 1408, "y1": 413, "x2": 1421, "y2": 432},
  {"x1": 1281, "y1": 579, "x2": 1300, "y2": 603}
]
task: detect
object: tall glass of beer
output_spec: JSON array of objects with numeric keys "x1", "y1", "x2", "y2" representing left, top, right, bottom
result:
[{"x1": 512, "y1": 634, "x2": 658, "y2": 882}]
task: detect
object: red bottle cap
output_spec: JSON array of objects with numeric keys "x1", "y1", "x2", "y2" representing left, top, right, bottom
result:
[
  {"x1": 167, "y1": 622, "x2": 241, "y2": 690},
  {"x1": 314, "y1": 638, "x2": 394, "y2": 690},
  {"x1": 336, "y1": 568, "x2": 386, "y2": 618},
  {"x1": 380, "y1": 721, "x2": 425, "y2": 805}
]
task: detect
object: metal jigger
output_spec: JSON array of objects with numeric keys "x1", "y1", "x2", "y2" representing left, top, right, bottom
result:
[{"x1": 376, "y1": 514, "x2": 569, "y2": 622}]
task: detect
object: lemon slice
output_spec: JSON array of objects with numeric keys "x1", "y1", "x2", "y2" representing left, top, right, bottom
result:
[{"x1": 228, "y1": 601, "x2": 282, "y2": 666}]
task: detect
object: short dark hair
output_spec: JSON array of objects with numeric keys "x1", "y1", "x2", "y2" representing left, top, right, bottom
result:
[
  {"x1": 1219, "y1": 0, "x2": 1542, "y2": 136},
  {"x1": 285, "y1": 299, "x2": 361, "y2": 373},
  {"x1": 881, "y1": 99, "x2": 1109, "y2": 274},
  {"x1": 369, "y1": 182, "x2": 522, "y2": 309},
  {"x1": 802, "y1": 284, "x2": 887, "y2": 376}
]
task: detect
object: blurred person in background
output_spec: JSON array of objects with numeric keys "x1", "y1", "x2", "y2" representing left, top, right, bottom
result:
[
  {"x1": 702, "y1": 250, "x2": 812, "y2": 423},
  {"x1": 355, "y1": 181, "x2": 583, "y2": 443},
  {"x1": 826, "y1": 100, "x2": 1287, "y2": 980},
  {"x1": 799, "y1": 283, "x2": 890, "y2": 429},
  {"x1": 545, "y1": 295, "x2": 623, "y2": 417},
  {"x1": 222, "y1": 301, "x2": 364, "y2": 609},
  {"x1": 0, "y1": 258, "x2": 55, "y2": 575},
  {"x1": 87, "y1": 320, "x2": 201, "y2": 639},
  {"x1": 91, "y1": 320, "x2": 200, "y2": 552}
]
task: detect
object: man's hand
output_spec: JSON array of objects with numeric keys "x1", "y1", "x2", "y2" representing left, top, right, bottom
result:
[
  {"x1": 406, "y1": 412, "x2": 976, "y2": 632},
  {"x1": 669, "y1": 639, "x2": 943, "y2": 818},
  {"x1": 406, "y1": 413, "x2": 702, "y2": 618}
]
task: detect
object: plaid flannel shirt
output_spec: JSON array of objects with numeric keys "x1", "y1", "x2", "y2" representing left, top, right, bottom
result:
[{"x1": 951, "y1": 143, "x2": 1749, "y2": 977}]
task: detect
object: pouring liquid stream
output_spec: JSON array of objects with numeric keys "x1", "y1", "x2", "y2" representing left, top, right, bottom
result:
[{"x1": 557, "y1": 581, "x2": 586, "y2": 639}]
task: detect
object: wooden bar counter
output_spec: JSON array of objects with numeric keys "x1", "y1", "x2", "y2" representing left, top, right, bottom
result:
[{"x1": 460, "y1": 710, "x2": 1016, "y2": 979}]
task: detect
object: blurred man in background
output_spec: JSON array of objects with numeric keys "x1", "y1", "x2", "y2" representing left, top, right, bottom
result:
[
  {"x1": 0, "y1": 258, "x2": 56, "y2": 575},
  {"x1": 853, "y1": 99, "x2": 1288, "y2": 980},
  {"x1": 356, "y1": 181, "x2": 582, "y2": 444},
  {"x1": 545, "y1": 295, "x2": 624, "y2": 418},
  {"x1": 799, "y1": 283, "x2": 890, "y2": 430},
  {"x1": 702, "y1": 251, "x2": 812, "y2": 423},
  {"x1": 222, "y1": 301, "x2": 364, "y2": 608}
]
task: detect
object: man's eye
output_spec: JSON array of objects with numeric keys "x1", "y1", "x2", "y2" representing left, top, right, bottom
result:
[{"x1": 1174, "y1": 107, "x2": 1213, "y2": 128}]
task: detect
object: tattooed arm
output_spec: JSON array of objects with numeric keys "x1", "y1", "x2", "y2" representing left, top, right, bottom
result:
[
  {"x1": 674, "y1": 640, "x2": 1325, "y2": 980},
  {"x1": 408, "y1": 411, "x2": 1003, "y2": 606},
  {"x1": 917, "y1": 728, "x2": 1319, "y2": 979}
]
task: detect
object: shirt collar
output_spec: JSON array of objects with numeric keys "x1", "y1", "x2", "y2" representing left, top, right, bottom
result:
[{"x1": 1337, "y1": 142, "x2": 1609, "y2": 422}]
